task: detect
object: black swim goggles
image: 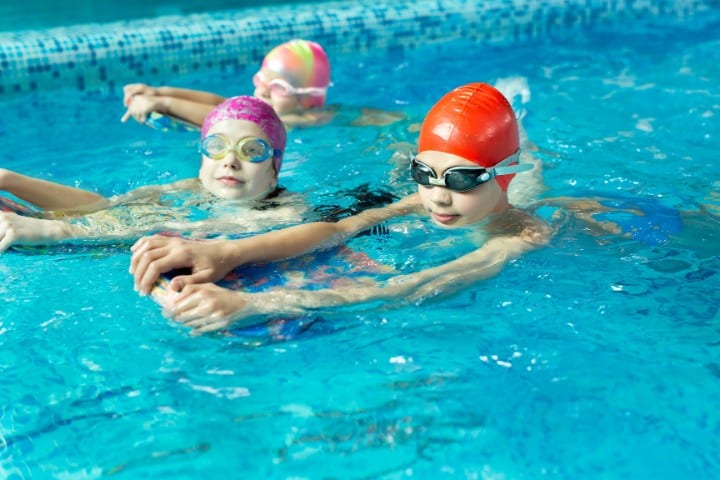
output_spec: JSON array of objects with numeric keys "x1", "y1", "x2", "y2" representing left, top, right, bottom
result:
[{"x1": 410, "y1": 151, "x2": 531, "y2": 192}]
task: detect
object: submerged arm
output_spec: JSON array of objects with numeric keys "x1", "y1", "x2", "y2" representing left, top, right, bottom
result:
[
  {"x1": 0, "y1": 209, "x2": 182, "y2": 253},
  {"x1": 226, "y1": 194, "x2": 420, "y2": 264},
  {"x1": 263, "y1": 235, "x2": 537, "y2": 310},
  {"x1": 0, "y1": 213, "x2": 92, "y2": 252},
  {"x1": 131, "y1": 193, "x2": 423, "y2": 294},
  {"x1": 169, "y1": 227, "x2": 546, "y2": 333},
  {"x1": 0, "y1": 180, "x2": 207, "y2": 252}
]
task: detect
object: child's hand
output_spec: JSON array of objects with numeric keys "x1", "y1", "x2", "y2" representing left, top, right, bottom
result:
[
  {"x1": 130, "y1": 234, "x2": 233, "y2": 296},
  {"x1": 0, "y1": 213, "x2": 64, "y2": 252},
  {"x1": 122, "y1": 83, "x2": 158, "y2": 106},
  {"x1": 120, "y1": 94, "x2": 162, "y2": 124},
  {"x1": 165, "y1": 283, "x2": 254, "y2": 334}
]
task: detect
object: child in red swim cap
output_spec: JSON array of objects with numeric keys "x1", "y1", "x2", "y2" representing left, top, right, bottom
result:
[{"x1": 129, "y1": 82, "x2": 548, "y2": 333}]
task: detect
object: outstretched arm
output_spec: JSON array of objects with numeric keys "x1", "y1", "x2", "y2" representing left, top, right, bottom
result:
[
  {"x1": 123, "y1": 84, "x2": 227, "y2": 107},
  {"x1": 163, "y1": 232, "x2": 544, "y2": 333},
  {"x1": 121, "y1": 94, "x2": 219, "y2": 126},
  {"x1": 0, "y1": 212, "x2": 87, "y2": 252},
  {"x1": 0, "y1": 168, "x2": 106, "y2": 211},
  {"x1": 130, "y1": 193, "x2": 423, "y2": 295},
  {"x1": 0, "y1": 179, "x2": 211, "y2": 252}
]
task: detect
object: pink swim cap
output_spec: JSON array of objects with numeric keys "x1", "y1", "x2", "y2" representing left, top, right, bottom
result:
[
  {"x1": 202, "y1": 95, "x2": 287, "y2": 173},
  {"x1": 418, "y1": 83, "x2": 520, "y2": 191},
  {"x1": 261, "y1": 39, "x2": 331, "y2": 108}
]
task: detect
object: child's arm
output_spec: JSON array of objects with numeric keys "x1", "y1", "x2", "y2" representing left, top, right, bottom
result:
[
  {"x1": 123, "y1": 84, "x2": 226, "y2": 107},
  {"x1": 164, "y1": 229, "x2": 545, "y2": 333},
  {"x1": 121, "y1": 95, "x2": 218, "y2": 127},
  {"x1": 0, "y1": 212, "x2": 87, "y2": 252},
  {"x1": 279, "y1": 106, "x2": 337, "y2": 128},
  {"x1": 0, "y1": 168, "x2": 107, "y2": 211},
  {"x1": 349, "y1": 107, "x2": 405, "y2": 127},
  {"x1": 130, "y1": 193, "x2": 423, "y2": 295},
  {"x1": 0, "y1": 208, "x2": 184, "y2": 253},
  {"x1": 0, "y1": 178, "x2": 209, "y2": 252},
  {"x1": 153, "y1": 86, "x2": 226, "y2": 105}
]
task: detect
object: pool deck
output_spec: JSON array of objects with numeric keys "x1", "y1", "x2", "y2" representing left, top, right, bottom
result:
[{"x1": 0, "y1": 0, "x2": 713, "y2": 95}]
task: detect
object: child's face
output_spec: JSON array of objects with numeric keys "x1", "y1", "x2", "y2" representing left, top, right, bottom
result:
[
  {"x1": 198, "y1": 119, "x2": 278, "y2": 201},
  {"x1": 252, "y1": 69, "x2": 305, "y2": 115},
  {"x1": 414, "y1": 151, "x2": 509, "y2": 228}
]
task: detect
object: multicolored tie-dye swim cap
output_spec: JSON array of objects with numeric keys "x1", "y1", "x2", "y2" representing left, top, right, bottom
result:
[
  {"x1": 202, "y1": 95, "x2": 287, "y2": 173},
  {"x1": 261, "y1": 39, "x2": 331, "y2": 108}
]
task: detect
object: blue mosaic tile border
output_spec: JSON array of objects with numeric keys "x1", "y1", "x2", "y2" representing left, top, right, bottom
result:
[{"x1": 0, "y1": 0, "x2": 713, "y2": 95}]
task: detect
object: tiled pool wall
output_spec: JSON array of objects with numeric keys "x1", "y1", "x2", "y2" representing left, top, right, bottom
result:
[{"x1": 0, "y1": 0, "x2": 714, "y2": 95}]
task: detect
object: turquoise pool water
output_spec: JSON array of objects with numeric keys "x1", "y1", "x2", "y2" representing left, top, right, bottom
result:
[{"x1": 2, "y1": 5, "x2": 720, "y2": 480}]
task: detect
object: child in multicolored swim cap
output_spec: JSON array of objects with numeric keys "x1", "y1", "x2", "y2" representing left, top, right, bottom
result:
[
  {"x1": 0, "y1": 96, "x2": 301, "y2": 252},
  {"x1": 129, "y1": 83, "x2": 549, "y2": 331},
  {"x1": 121, "y1": 39, "x2": 332, "y2": 128},
  {"x1": 251, "y1": 39, "x2": 330, "y2": 114}
]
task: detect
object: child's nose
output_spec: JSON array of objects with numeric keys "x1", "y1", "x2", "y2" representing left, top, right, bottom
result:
[
  {"x1": 430, "y1": 185, "x2": 452, "y2": 205},
  {"x1": 223, "y1": 151, "x2": 243, "y2": 169},
  {"x1": 254, "y1": 85, "x2": 270, "y2": 99}
]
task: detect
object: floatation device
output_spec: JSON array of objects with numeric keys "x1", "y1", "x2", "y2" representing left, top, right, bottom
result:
[
  {"x1": 150, "y1": 244, "x2": 388, "y2": 342},
  {"x1": 593, "y1": 196, "x2": 682, "y2": 246},
  {"x1": 0, "y1": 196, "x2": 35, "y2": 216},
  {"x1": 144, "y1": 112, "x2": 199, "y2": 133}
]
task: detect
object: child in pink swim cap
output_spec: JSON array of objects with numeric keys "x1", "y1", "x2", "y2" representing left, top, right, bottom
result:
[
  {"x1": 122, "y1": 39, "x2": 332, "y2": 129},
  {"x1": 0, "y1": 96, "x2": 299, "y2": 252},
  {"x1": 198, "y1": 95, "x2": 286, "y2": 200}
]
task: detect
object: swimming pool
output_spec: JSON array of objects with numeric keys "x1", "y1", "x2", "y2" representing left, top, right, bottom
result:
[
  {"x1": 2, "y1": 0, "x2": 720, "y2": 478},
  {"x1": 0, "y1": 0, "x2": 348, "y2": 32}
]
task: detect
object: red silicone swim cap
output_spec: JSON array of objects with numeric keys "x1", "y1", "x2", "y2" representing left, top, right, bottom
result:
[{"x1": 418, "y1": 83, "x2": 520, "y2": 191}]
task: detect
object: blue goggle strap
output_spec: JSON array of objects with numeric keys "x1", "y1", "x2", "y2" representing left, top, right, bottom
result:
[{"x1": 491, "y1": 150, "x2": 533, "y2": 177}]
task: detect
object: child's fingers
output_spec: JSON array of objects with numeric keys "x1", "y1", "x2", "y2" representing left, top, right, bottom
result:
[
  {"x1": 134, "y1": 251, "x2": 173, "y2": 295},
  {"x1": 130, "y1": 241, "x2": 167, "y2": 293},
  {"x1": 169, "y1": 270, "x2": 215, "y2": 291},
  {"x1": 123, "y1": 83, "x2": 146, "y2": 97},
  {"x1": 169, "y1": 291, "x2": 206, "y2": 320},
  {"x1": 130, "y1": 236, "x2": 211, "y2": 294},
  {"x1": 130, "y1": 234, "x2": 163, "y2": 255},
  {"x1": 0, "y1": 230, "x2": 14, "y2": 253},
  {"x1": 193, "y1": 321, "x2": 228, "y2": 334}
]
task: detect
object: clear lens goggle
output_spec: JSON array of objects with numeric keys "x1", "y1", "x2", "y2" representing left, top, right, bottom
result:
[
  {"x1": 410, "y1": 151, "x2": 532, "y2": 192},
  {"x1": 253, "y1": 72, "x2": 327, "y2": 97},
  {"x1": 199, "y1": 134, "x2": 280, "y2": 163}
]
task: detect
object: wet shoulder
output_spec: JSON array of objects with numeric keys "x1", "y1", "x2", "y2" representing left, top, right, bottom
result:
[{"x1": 487, "y1": 207, "x2": 552, "y2": 246}]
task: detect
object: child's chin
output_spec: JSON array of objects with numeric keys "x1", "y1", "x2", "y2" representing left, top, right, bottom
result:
[{"x1": 212, "y1": 188, "x2": 248, "y2": 201}]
